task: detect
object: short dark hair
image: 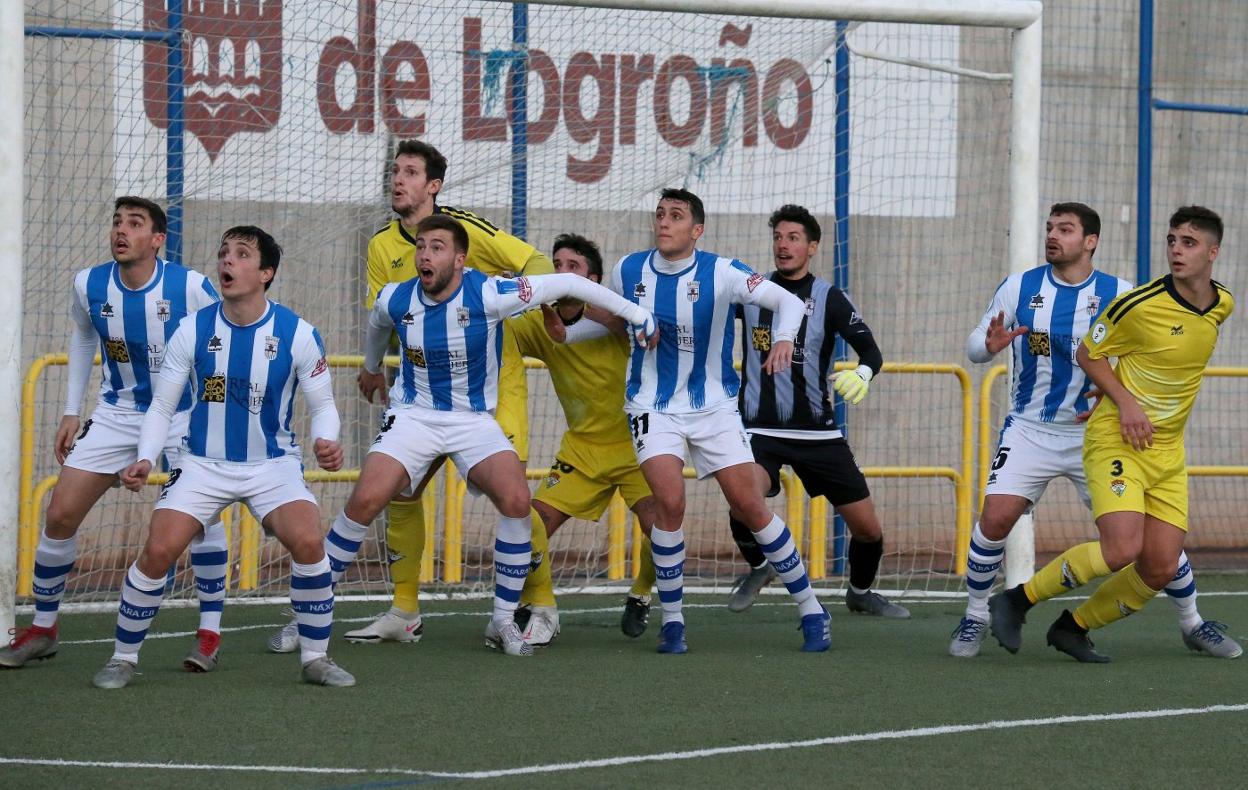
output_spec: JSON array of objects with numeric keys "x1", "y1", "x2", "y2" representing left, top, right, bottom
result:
[
  {"x1": 1049, "y1": 202, "x2": 1101, "y2": 239},
  {"x1": 395, "y1": 139, "x2": 448, "y2": 188},
  {"x1": 552, "y1": 233, "x2": 604, "y2": 279},
  {"x1": 768, "y1": 204, "x2": 822, "y2": 243},
  {"x1": 114, "y1": 196, "x2": 167, "y2": 235},
  {"x1": 1169, "y1": 205, "x2": 1224, "y2": 244},
  {"x1": 659, "y1": 188, "x2": 705, "y2": 226},
  {"x1": 416, "y1": 214, "x2": 469, "y2": 256},
  {"x1": 221, "y1": 226, "x2": 282, "y2": 290}
]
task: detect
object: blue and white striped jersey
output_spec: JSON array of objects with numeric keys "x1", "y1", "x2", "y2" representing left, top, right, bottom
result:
[
  {"x1": 158, "y1": 301, "x2": 330, "y2": 462},
  {"x1": 610, "y1": 249, "x2": 793, "y2": 414},
  {"x1": 70, "y1": 259, "x2": 218, "y2": 412},
  {"x1": 370, "y1": 268, "x2": 541, "y2": 412},
  {"x1": 974, "y1": 265, "x2": 1131, "y2": 430}
]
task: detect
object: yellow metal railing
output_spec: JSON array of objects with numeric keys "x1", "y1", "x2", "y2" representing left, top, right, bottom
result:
[{"x1": 19, "y1": 355, "x2": 975, "y2": 589}]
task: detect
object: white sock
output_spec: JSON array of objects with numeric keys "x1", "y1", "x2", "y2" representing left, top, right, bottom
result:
[
  {"x1": 964, "y1": 522, "x2": 1006, "y2": 623},
  {"x1": 190, "y1": 521, "x2": 228, "y2": 633},
  {"x1": 1163, "y1": 551, "x2": 1203, "y2": 634},
  {"x1": 291, "y1": 556, "x2": 334, "y2": 665},
  {"x1": 31, "y1": 531, "x2": 77, "y2": 629},
  {"x1": 493, "y1": 515, "x2": 531, "y2": 625},
  {"x1": 650, "y1": 527, "x2": 686, "y2": 625},
  {"x1": 755, "y1": 515, "x2": 821, "y2": 618}
]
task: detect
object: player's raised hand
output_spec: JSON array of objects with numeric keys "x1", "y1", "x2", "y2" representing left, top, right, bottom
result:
[
  {"x1": 357, "y1": 369, "x2": 389, "y2": 405},
  {"x1": 120, "y1": 459, "x2": 152, "y2": 492},
  {"x1": 630, "y1": 310, "x2": 659, "y2": 350},
  {"x1": 1117, "y1": 397, "x2": 1154, "y2": 451},
  {"x1": 985, "y1": 310, "x2": 1028, "y2": 354},
  {"x1": 1075, "y1": 387, "x2": 1104, "y2": 422},
  {"x1": 831, "y1": 366, "x2": 873, "y2": 406},
  {"x1": 314, "y1": 438, "x2": 344, "y2": 472},
  {"x1": 54, "y1": 415, "x2": 80, "y2": 465},
  {"x1": 763, "y1": 339, "x2": 795, "y2": 375},
  {"x1": 541, "y1": 304, "x2": 568, "y2": 343}
]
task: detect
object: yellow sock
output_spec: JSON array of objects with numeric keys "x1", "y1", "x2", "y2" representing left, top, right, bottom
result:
[
  {"x1": 520, "y1": 507, "x2": 557, "y2": 608},
  {"x1": 1023, "y1": 541, "x2": 1111, "y2": 604},
  {"x1": 386, "y1": 500, "x2": 425, "y2": 613},
  {"x1": 631, "y1": 536, "x2": 656, "y2": 598},
  {"x1": 1073, "y1": 564, "x2": 1159, "y2": 630}
]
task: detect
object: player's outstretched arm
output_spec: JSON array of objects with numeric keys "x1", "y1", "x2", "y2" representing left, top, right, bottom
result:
[
  {"x1": 967, "y1": 278, "x2": 1024, "y2": 362},
  {"x1": 58, "y1": 279, "x2": 99, "y2": 463},
  {"x1": 499, "y1": 273, "x2": 656, "y2": 348},
  {"x1": 1075, "y1": 343, "x2": 1152, "y2": 450}
]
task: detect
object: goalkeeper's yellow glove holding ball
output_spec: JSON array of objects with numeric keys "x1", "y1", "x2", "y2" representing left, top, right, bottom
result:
[{"x1": 831, "y1": 365, "x2": 873, "y2": 405}]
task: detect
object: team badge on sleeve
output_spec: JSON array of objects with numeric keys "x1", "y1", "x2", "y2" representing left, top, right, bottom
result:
[
  {"x1": 746, "y1": 273, "x2": 765, "y2": 292},
  {"x1": 1090, "y1": 322, "x2": 1107, "y2": 344},
  {"x1": 497, "y1": 276, "x2": 535, "y2": 303},
  {"x1": 311, "y1": 357, "x2": 328, "y2": 377}
]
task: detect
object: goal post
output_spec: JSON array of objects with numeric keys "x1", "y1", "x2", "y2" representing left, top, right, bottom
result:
[{"x1": 16, "y1": 0, "x2": 1042, "y2": 609}]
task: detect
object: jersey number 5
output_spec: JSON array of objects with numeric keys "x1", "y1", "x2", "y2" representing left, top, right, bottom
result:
[{"x1": 991, "y1": 446, "x2": 1011, "y2": 471}]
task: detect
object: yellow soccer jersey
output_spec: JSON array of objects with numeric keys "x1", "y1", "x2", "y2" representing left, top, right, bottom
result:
[
  {"x1": 508, "y1": 309, "x2": 634, "y2": 472},
  {"x1": 364, "y1": 205, "x2": 551, "y2": 306},
  {"x1": 1083, "y1": 274, "x2": 1233, "y2": 447}
]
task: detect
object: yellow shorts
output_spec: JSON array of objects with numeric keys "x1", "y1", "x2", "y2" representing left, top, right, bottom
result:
[
  {"x1": 533, "y1": 445, "x2": 652, "y2": 522},
  {"x1": 1084, "y1": 437, "x2": 1188, "y2": 531},
  {"x1": 495, "y1": 333, "x2": 529, "y2": 462}
]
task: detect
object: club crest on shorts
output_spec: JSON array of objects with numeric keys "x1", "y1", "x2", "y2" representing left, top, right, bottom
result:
[
  {"x1": 1086, "y1": 294, "x2": 1101, "y2": 316},
  {"x1": 457, "y1": 306, "x2": 471, "y2": 327},
  {"x1": 1110, "y1": 478, "x2": 1126, "y2": 497},
  {"x1": 264, "y1": 335, "x2": 280, "y2": 360},
  {"x1": 156, "y1": 299, "x2": 171, "y2": 322},
  {"x1": 686, "y1": 281, "x2": 700, "y2": 302}
]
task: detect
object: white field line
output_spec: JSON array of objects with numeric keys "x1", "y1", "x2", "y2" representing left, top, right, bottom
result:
[{"x1": 1, "y1": 703, "x2": 1245, "y2": 781}]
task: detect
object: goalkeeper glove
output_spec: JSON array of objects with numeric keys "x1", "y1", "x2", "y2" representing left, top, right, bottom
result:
[{"x1": 831, "y1": 365, "x2": 873, "y2": 405}]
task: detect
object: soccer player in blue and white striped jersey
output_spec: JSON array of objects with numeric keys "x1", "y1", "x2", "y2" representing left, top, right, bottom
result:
[
  {"x1": 0, "y1": 197, "x2": 228, "y2": 673},
  {"x1": 318, "y1": 214, "x2": 655, "y2": 657},
  {"x1": 93, "y1": 226, "x2": 354, "y2": 689},
  {"x1": 952, "y1": 202, "x2": 1236, "y2": 659},
  {"x1": 609, "y1": 188, "x2": 831, "y2": 654}
]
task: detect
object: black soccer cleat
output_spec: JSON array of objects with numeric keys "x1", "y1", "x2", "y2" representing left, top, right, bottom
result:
[
  {"x1": 1046, "y1": 610, "x2": 1110, "y2": 663},
  {"x1": 620, "y1": 595, "x2": 650, "y2": 638},
  {"x1": 988, "y1": 585, "x2": 1033, "y2": 654}
]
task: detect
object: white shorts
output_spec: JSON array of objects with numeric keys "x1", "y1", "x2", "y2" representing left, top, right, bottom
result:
[
  {"x1": 64, "y1": 404, "x2": 190, "y2": 475},
  {"x1": 154, "y1": 453, "x2": 316, "y2": 526},
  {"x1": 985, "y1": 417, "x2": 1090, "y2": 510},
  {"x1": 368, "y1": 405, "x2": 515, "y2": 497},
  {"x1": 624, "y1": 402, "x2": 754, "y2": 479}
]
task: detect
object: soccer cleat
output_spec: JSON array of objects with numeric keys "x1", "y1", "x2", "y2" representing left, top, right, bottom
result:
[
  {"x1": 520, "y1": 605, "x2": 560, "y2": 648},
  {"x1": 727, "y1": 565, "x2": 777, "y2": 613},
  {"x1": 267, "y1": 613, "x2": 299, "y2": 654},
  {"x1": 0, "y1": 624, "x2": 58, "y2": 669},
  {"x1": 182, "y1": 629, "x2": 221, "y2": 673},
  {"x1": 484, "y1": 619, "x2": 534, "y2": 657},
  {"x1": 845, "y1": 589, "x2": 911, "y2": 619},
  {"x1": 949, "y1": 617, "x2": 988, "y2": 658},
  {"x1": 620, "y1": 595, "x2": 651, "y2": 638},
  {"x1": 656, "y1": 621, "x2": 688, "y2": 654},
  {"x1": 1046, "y1": 610, "x2": 1111, "y2": 663},
  {"x1": 988, "y1": 585, "x2": 1031, "y2": 654},
  {"x1": 800, "y1": 608, "x2": 832, "y2": 652},
  {"x1": 301, "y1": 656, "x2": 356, "y2": 687},
  {"x1": 344, "y1": 609, "x2": 424, "y2": 644},
  {"x1": 1182, "y1": 620, "x2": 1244, "y2": 659},
  {"x1": 92, "y1": 658, "x2": 137, "y2": 689}
]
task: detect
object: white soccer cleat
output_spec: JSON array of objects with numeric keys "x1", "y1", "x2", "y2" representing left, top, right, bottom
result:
[
  {"x1": 92, "y1": 658, "x2": 137, "y2": 689},
  {"x1": 520, "y1": 605, "x2": 560, "y2": 647},
  {"x1": 344, "y1": 609, "x2": 424, "y2": 644},
  {"x1": 485, "y1": 618, "x2": 533, "y2": 657},
  {"x1": 267, "y1": 614, "x2": 299, "y2": 654},
  {"x1": 1183, "y1": 620, "x2": 1243, "y2": 659},
  {"x1": 301, "y1": 656, "x2": 356, "y2": 687}
]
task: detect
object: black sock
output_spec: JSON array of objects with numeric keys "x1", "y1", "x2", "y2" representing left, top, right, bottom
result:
[
  {"x1": 730, "y1": 515, "x2": 767, "y2": 568},
  {"x1": 848, "y1": 537, "x2": 883, "y2": 590},
  {"x1": 1007, "y1": 584, "x2": 1034, "y2": 610}
]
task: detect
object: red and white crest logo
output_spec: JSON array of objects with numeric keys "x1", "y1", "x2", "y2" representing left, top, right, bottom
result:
[{"x1": 143, "y1": 1, "x2": 283, "y2": 163}]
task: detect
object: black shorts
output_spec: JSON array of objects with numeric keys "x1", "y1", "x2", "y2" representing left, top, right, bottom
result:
[{"x1": 749, "y1": 434, "x2": 871, "y2": 507}]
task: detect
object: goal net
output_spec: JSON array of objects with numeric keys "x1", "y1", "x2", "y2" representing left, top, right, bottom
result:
[{"x1": 20, "y1": 0, "x2": 1037, "y2": 607}]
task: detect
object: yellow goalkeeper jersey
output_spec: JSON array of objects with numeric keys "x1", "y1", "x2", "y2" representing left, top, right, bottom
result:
[
  {"x1": 1083, "y1": 274, "x2": 1233, "y2": 447},
  {"x1": 508, "y1": 309, "x2": 634, "y2": 474},
  {"x1": 365, "y1": 205, "x2": 549, "y2": 306}
]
